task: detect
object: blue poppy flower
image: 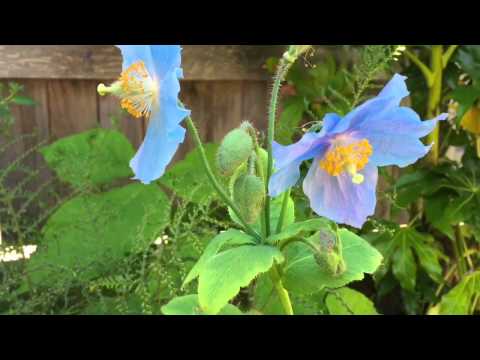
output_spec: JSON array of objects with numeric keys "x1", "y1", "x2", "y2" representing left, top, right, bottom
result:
[
  {"x1": 269, "y1": 74, "x2": 447, "y2": 228},
  {"x1": 98, "y1": 45, "x2": 190, "y2": 184}
]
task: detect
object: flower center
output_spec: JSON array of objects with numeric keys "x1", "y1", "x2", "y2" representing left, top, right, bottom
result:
[
  {"x1": 97, "y1": 61, "x2": 158, "y2": 119},
  {"x1": 319, "y1": 139, "x2": 373, "y2": 184}
]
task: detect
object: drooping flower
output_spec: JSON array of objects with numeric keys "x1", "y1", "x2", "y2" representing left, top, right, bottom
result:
[
  {"x1": 98, "y1": 45, "x2": 190, "y2": 184},
  {"x1": 269, "y1": 74, "x2": 447, "y2": 228}
]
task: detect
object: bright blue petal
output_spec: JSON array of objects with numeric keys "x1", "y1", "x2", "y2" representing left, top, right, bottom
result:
[
  {"x1": 331, "y1": 74, "x2": 411, "y2": 133},
  {"x1": 150, "y1": 45, "x2": 183, "y2": 80},
  {"x1": 303, "y1": 160, "x2": 378, "y2": 228},
  {"x1": 351, "y1": 106, "x2": 447, "y2": 167},
  {"x1": 116, "y1": 45, "x2": 154, "y2": 72},
  {"x1": 377, "y1": 73, "x2": 409, "y2": 105},
  {"x1": 319, "y1": 113, "x2": 344, "y2": 136},
  {"x1": 268, "y1": 132, "x2": 328, "y2": 197},
  {"x1": 130, "y1": 104, "x2": 190, "y2": 184},
  {"x1": 123, "y1": 45, "x2": 190, "y2": 184},
  {"x1": 269, "y1": 160, "x2": 303, "y2": 197}
]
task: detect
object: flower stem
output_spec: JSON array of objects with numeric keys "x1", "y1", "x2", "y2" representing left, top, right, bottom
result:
[
  {"x1": 265, "y1": 59, "x2": 292, "y2": 237},
  {"x1": 404, "y1": 49, "x2": 434, "y2": 87},
  {"x1": 184, "y1": 116, "x2": 261, "y2": 242},
  {"x1": 454, "y1": 225, "x2": 467, "y2": 279},
  {"x1": 269, "y1": 264, "x2": 294, "y2": 315},
  {"x1": 426, "y1": 45, "x2": 444, "y2": 166},
  {"x1": 442, "y1": 45, "x2": 459, "y2": 69}
]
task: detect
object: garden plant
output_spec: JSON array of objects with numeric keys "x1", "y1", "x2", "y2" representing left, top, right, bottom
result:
[{"x1": 1, "y1": 45, "x2": 480, "y2": 315}]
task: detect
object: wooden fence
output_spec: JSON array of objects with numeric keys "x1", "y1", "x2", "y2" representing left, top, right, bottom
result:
[{"x1": 0, "y1": 45, "x2": 288, "y2": 185}]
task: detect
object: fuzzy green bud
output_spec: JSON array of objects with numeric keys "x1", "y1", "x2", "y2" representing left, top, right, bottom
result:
[
  {"x1": 283, "y1": 45, "x2": 313, "y2": 63},
  {"x1": 216, "y1": 128, "x2": 254, "y2": 177},
  {"x1": 310, "y1": 229, "x2": 346, "y2": 277},
  {"x1": 233, "y1": 173, "x2": 265, "y2": 224}
]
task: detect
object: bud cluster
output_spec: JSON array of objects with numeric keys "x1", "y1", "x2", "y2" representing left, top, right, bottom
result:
[{"x1": 216, "y1": 123, "x2": 266, "y2": 224}]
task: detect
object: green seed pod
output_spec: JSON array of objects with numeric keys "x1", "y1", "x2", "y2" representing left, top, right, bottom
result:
[
  {"x1": 216, "y1": 128, "x2": 254, "y2": 177},
  {"x1": 311, "y1": 229, "x2": 346, "y2": 277},
  {"x1": 233, "y1": 174, "x2": 265, "y2": 224}
]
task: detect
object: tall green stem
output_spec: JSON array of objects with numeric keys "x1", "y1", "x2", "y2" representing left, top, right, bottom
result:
[
  {"x1": 185, "y1": 116, "x2": 261, "y2": 242},
  {"x1": 454, "y1": 225, "x2": 467, "y2": 278},
  {"x1": 269, "y1": 264, "x2": 294, "y2": 315},
  {"x1": 265, "y1": 59, "x2": 292, "y2": 237},
  {"x1": 426, "y1": 45, "x2": 444, "y2": 166}
]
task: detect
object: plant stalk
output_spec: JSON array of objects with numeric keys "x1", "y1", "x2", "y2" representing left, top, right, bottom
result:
[
  {"x1": 265, "y1": 59, "x2": 292, "y2": 237},
  {"x1": 426, "y1": 45, "x2": 444, "y2": 166},
  {"x1": 269, "y1": 264, "x2": 294, "y2": 315}
]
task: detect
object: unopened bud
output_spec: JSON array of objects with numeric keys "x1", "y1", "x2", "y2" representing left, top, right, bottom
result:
[
  {"x1": 233, "y1": 174, "x2": 265, "y2": 224},
  {"x1": 216, "y1": 128, "x2": 254, "y2": 177},
  {"x1": 310, "y1": 229, "x2": 346, "y2": 277},
  {"x1": 283, "y1": 45, "x2": 313, "y2": 63}
]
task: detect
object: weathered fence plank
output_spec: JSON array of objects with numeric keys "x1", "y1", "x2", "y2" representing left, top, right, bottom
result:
[
  {"x1": 47, "y1": 80, "x2": 99, "y2": 140},
  {"x1": 0, "y1": 45, "x2": 284, "y2": 81}
]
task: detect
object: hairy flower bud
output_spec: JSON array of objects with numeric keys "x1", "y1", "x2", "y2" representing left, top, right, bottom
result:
[
  {"x1": 310, "y1": 228, "x2": 346, "y2": 277},
  {"x1": 216, "y1": 128, "x2": 254, "y2": 177},
  {"x1": 233, "y1": 174, "x2": 265, "y2": 224},
  {"x1": 283, "y1": 45, "x2": 313, "y2": 63}
]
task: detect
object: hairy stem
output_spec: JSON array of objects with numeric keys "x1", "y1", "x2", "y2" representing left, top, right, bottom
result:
[{"x1": 265, "y1": 59, "x2": 292, "y2": 237}]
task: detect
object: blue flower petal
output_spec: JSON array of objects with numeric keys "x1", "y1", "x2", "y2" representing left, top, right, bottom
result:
[
  {"x1": 268, "y1": 132, "x2": 328, "y2": 197},
  {"x1": 329, "y1": 74, "x2": 411, "y2": 134},
  {"x1": 319, "y1": 113, "x2": 343, "y2": 136},
  {"x1": 116, "y1": 45, "x2": 155, "y2": 72},
  {"x1": 377, "y1": 73, "x2": 409, "y2": 104},
  {"x1": 351, "y1": 106, "x2": 447, "y2": 167},
  {"x1": 120, "y1": 45, "x2": 190, "y2": 184},
  {"x1": 149, "y1": 45, "x2": 183, "y2": 80},
  {"x1": 303, "y1": 160, "x2": 378, "y2": 228}
]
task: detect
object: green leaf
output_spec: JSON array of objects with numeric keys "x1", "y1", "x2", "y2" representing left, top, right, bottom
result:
[
  {"x1": 391, "y1": 241, "x2": 417, "y2": 292},
  {"x1": 451, "y1": 84, "x2": 480, "y2": 126},
  {"x1": 198, "y1": 245, "x2": 284, "y2": 314},
  {"x1": 275, "y1": 96, "x2": 306, "y2": 145},
  {"x1": 182, "y1": 229, "x2": 256, "y2": 287},
  {"x1": 425, "y1": 194, "x2": 455, "y2": 240},
  {"x1": 455, "y1": 46, "x2": 480, "y2": 82},
  {"x1": 394, "y1": 170, "x2": 444, "y2": 208},
  {"x1": 282, "y1": 229, "x2": 383, "y2": 295},
  {"x1": 27, "y1": 183, "x2": 171, "y2": 285},
  {"x1": 41, "y1": 128, "x2": 135, "y2": 188},
  {"x1": 386, "y1": 228, "x2": 444, "y2": 291},
  {"x1": 160, "y1": 143, "x2": 221, "y2": 204},
  {"x1": 161, "y1": 295, "x2": 243, "y2": 315},
  {"x1": 437, "y1": 271, "x2": 480, "y2": 315},
  {"x1": 326, "y1": 288, "x2": 379, "y2": 315},
  {"x1": 266, "y1": 218, "x2": 331, "y2": 245}
]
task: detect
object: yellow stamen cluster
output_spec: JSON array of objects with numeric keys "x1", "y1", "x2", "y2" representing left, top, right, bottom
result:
[
  {"x1": 319, "y1": 139, "x2": 373, "y2": 183},
  {"x1": 98, "y1": 61, "x2": 158, "y2": 119},
  {"x1": 119, "y1": 61, "x2": 156, "y2": 118}
]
